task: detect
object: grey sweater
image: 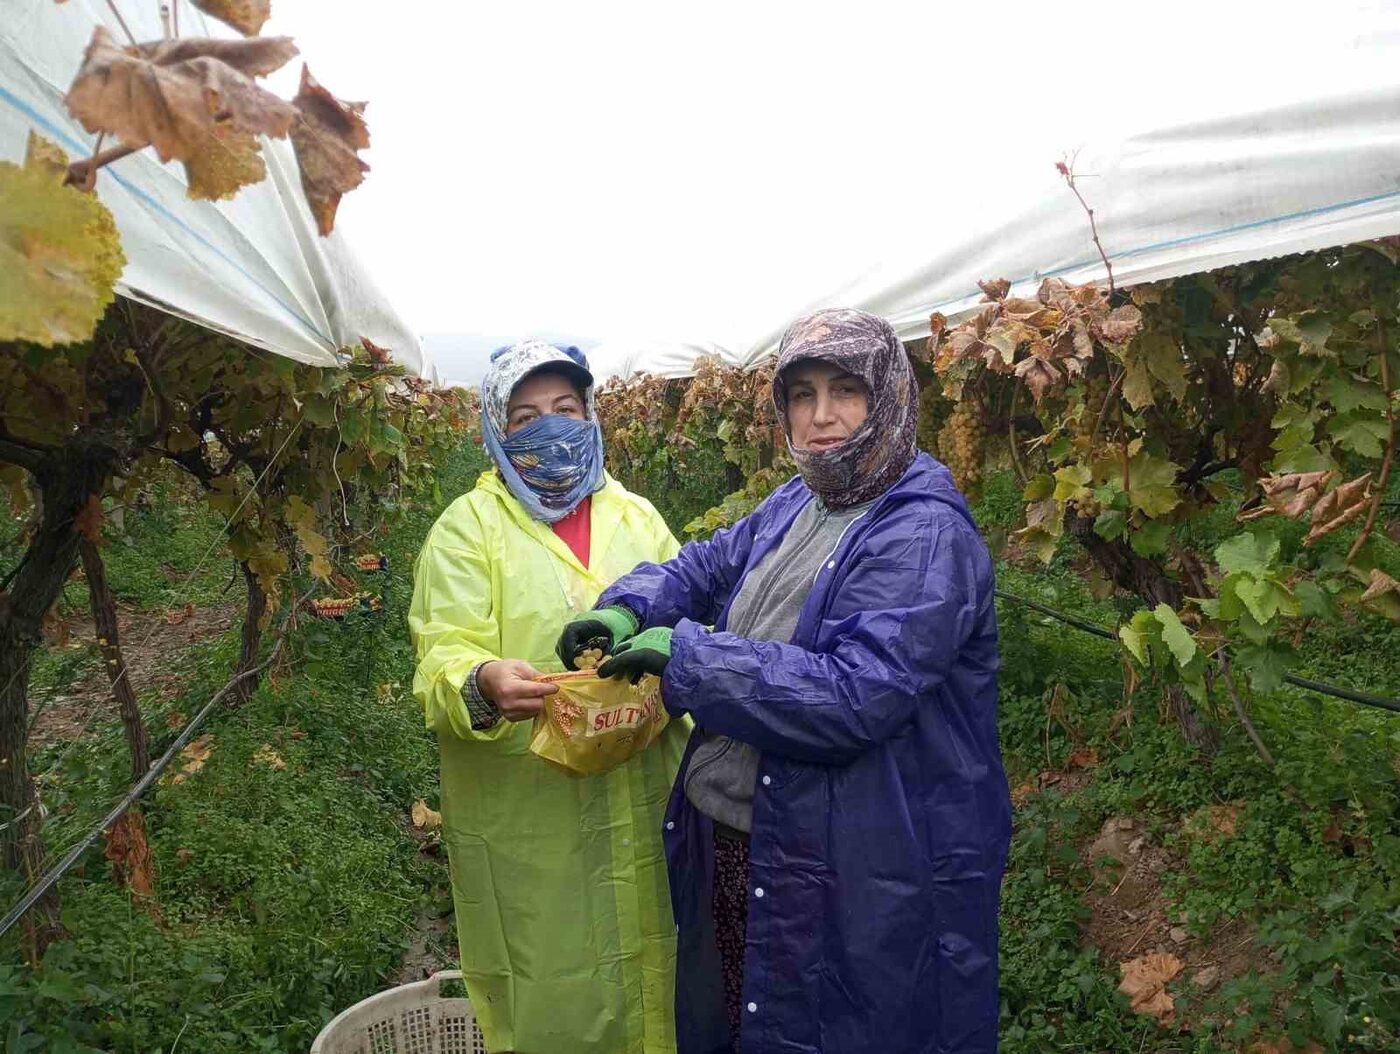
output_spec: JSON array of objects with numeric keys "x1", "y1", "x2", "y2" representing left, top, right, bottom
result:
[{"x1": 683, "y1": 497, "x2": 872, "y2": 833}]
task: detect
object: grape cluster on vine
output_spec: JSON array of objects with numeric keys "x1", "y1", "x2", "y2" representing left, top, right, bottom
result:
[{"x1": 937, "y1": 395, "x2": 987, "y2": 498}]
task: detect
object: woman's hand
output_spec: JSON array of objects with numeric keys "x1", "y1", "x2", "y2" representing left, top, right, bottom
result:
[
  {"x1": 477, "y1": 660, "x2": 557, "y2": 722},
  {"x1": 555, "y1": 605, "x2": 639, "y2": 669},
  {"x1": 597, "y1": 627, "x2": 673, "y2": 685}
]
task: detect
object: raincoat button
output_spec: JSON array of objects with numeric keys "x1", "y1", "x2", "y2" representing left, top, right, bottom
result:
[
  {"x1": 754, "y1": 887, "x2": 765, "y2": 898},
  {"x1": 622, "y1": 838, "x2": 631, "y2": 846},
  {"x1": 747, "y1": 1002, "x2": 758, "y2": 1014},
  {"x1": 666, "y1": 821, "x2": 675, "y2": 830},
  {"x1": 827, "y1": 560, "x2": 835, "y2": 569},
  {"x1": 761, "y1": 775, "x2": 771, "y2": 786}
]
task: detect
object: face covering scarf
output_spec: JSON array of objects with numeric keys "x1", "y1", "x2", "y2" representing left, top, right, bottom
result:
[
  {"x1": 772, "y1": 307, "x2": 919, "y2": 509},
  {"x1": 480, "y1": 340, "x2": 606, "y2": 524}
]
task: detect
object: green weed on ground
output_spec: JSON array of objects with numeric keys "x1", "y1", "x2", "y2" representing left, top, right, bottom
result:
[{"x1": 1, "y1": 442, "x2": 486, "y2": 1053}]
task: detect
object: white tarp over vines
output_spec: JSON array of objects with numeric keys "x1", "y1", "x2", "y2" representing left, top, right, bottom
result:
[{"x1": 0, "y1": 0, "x2": 431, "y2": 377}]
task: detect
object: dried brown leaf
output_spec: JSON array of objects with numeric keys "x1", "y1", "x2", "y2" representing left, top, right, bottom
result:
[
  {"x1": 1305, "y1": 473, "x2": 1371, "y2": 544},
  {"x1": 1188, "y1": 802, "x2": 1241, "y2": 841},
  {"x1": 361, "y1": 336, "x2": 392, "y2": 365},
  {"x1": 1118, "y1": 952, "x2": 1183, "y2": 1024},
  {"x1": 1014, "y1": 355, "x2": 1061, "y2": 404},
  {"x1": 1070, "y1": 319, "x2": 1095, "y2": 360},
  {"x1": 1067, "y1": 747, "x2": 1099, "y2": 770},
  {"x1": 169, "y1": 733, "x2": 215, "y2": 784},
  {"x1": 1095, "y1": 304, "x2": 1144, "y2": 344},
  {"x1": 165, "y1": 601, "x2": 195, "y2": 625},
  {"x1": 192, "y1": 0, "x2": 271, "y2": 37},
  {"x1": 1360, "y1": 568, "x2": 1399, "y2": 604},
  {"x1": 182, "y1": 126, "x2": 267, "y2": 200},
  {"x1": 1037, "y1": 277, "x2": 1075, "y2": 310},
  {"x1": 978, "y1": 278, "x2": 1011, "y2": 302},
  {"x1": 289, "y1": 65, "x2": 369, "y2": 236},
  {"x1": 65, "y1": 28, "x2": 296, "y2": 198},
  {"x1": 251, "y1": 744, "x2": 286, "y2": 769},
  {"x1": 411, "y1": 799, "x2": 442, "y2": 831}
]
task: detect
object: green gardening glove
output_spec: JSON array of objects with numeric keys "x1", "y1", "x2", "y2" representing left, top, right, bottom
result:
[
  {"x1": 556, "y1": 605, "x2": 639, "y2": 670},
  {"x1": 597, "y1": 627, "x2": 672, "y2": 685}
]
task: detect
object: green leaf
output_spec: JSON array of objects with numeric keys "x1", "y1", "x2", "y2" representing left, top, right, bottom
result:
[
  {"x1": 1292, "y1": 578, "x2": 1334, "y2": 619},
  {"x1": 302, "y1": 395, "x2": 337, "y2": 427},
  {"x1": 1129, "y1": 519, "x2": 1171, "y2": 556},
  {"x1": 1328, "y1": 410, "x2": 1390, "y2": 458},
  {"x1": 1093, "y1": 508, "x2": 1126, "y2": 541},
  {"x1": 1326, "y1": 372, "x2": 1389, "y2": 413},
  {"x1": 1023, "y1": 474, "x2": 1054, "y2": 501},
  {"x1": 1271, "y1": 314, "x2": 1333, "y2": 356},
  {"x1": 1052, "y1": 464, "x2": 1093, "y2": 504},
  {"x1": 1153, "y1": 603, "x2": 1198, "y2": 667},
  {"x1": 1269, "y1": 443, "x2": 1336, "y2": 475},
  {"x1": 1141, "y1": 332, "x2": 1188, "y2": 402},
  {"x1": 1235, "y1": 643, "x2": 1289, "y2": 694},
  {"x1": 1232, "y1": 576, "x2": 1298, "y2": 625},
  {"x1": 1119, "y1": 623, "x2": 1149, "y2": 665},
  {"x1": 0, "y1": 142, "x2": 126, "y2": 346},
  {"x1": 339, "y1": 409, "x2": 368, "y2": 446},
  {"x1": 1121, "y1": 356, "x2": 1155, "y2": 411},
  {"x1": 1214, "y1": 531, "x2": 1280, "y2": 577},
  {"x1": 1126, "y1": 452, "x2": 1182, "y2": 518}
]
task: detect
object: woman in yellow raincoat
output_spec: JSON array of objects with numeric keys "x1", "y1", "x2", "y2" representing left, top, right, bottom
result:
[{"x1": 409, "y1": 340, "x2": 688, "y2": 1054}]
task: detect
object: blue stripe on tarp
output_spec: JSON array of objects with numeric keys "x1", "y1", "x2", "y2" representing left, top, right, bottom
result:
[{"x1": 0, "y1": 82, "x2": 332, "y2": 347}]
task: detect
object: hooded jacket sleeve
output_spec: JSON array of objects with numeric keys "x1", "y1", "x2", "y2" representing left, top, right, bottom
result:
[
  {"x1": 598, "y1": 510, "x2": 757, "y2": 629},
  {"x1": 661, "y1": 504, "x2": 993, "y2": 765},
  {"x1": 408, "y1": 502, "x2": 513, "y2": 742}
]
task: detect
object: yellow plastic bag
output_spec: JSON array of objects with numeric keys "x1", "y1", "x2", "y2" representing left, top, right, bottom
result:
[{"x1": 529, "y1": 670, "x2": 669, "y2": 777}]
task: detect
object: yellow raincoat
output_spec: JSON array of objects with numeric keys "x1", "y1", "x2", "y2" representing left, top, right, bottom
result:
[{"x1": 409, "y1": 469, "x2": 688, "y2": 1054}]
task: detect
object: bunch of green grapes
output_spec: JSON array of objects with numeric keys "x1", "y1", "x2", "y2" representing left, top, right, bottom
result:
[
  {"x1": 917, "y1": 382, "x2": 947, "y2": 456},
  {"x1": 937, "y1": 395, "x2": 986, "y2": 497},
  {"x1": 1077, "y1": 370, "x2": 1110, "y2": 439}
]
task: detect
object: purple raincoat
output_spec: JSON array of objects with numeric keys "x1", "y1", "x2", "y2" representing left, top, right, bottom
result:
[{"x1": 599, "y1": 452, "x2": 1011, "y2": 1054}]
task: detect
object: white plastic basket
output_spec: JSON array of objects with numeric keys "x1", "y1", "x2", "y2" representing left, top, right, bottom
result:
[{"x1": 310, "y1": 971, "x2": 488, "y2": 1054}]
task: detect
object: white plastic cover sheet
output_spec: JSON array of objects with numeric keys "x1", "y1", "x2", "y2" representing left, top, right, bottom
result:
[
  {"x1": 0, "y1": 0, "x2": 430, "y2": 377},
  {"x1": 739, "y1": 79, "x2": 1400, "y2": 369}
]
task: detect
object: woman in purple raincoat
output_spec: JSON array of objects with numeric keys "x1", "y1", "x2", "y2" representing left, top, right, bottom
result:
[{"x1": 556, "y1": 308, "x2": 1011, "y2": 1054}]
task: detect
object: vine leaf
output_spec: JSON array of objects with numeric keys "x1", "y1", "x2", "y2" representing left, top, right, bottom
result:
[
  {"x1": 1119, "y1": 952, "x2": 1183, "y2": 1024},
  {"x1": 411, "y1": 799, "x2": 442, "y2": 831},
  {"x1": 289, "y1": 65, "x2": 369, "y2": 236},
  {"x1": 65, "y1": 28, "x2": 298, "y2": 199},
  {"x1": 1359, "y1": 568, "x2": 1399, "y2": 604},
  {"x1": 1271, "y1": 314, "x2": 1333, "y2": 357},
  {"x1": 1214, "y1": 532, "x2": 1280, "y2": 577},
  {"x1": 1014, "y1": 355, "x2": 1060, "y2": 403},
  {"x1": 192, "y1": 0, "x2": 272, "y2": 37},
  {"x1": 1304, "y1": 473, "x2": 1371, "y2": 544},
  {"x1": 1125, "y1": 452, "x2": 1181, "y2": 518},
  {"x1": 0, "y1": 136, "x2": 126, "y2": 345},
  {"x1": 1326, "y1": 372, "x2": 1389, "y2": 414},
  {"x1": 1153, "y1": 604, "x2": 1197, "y2": 667},
  {"x1": 1328, "y1": 411, "x2": 1389, "y2": 458},
  {"x1": 1239, "y1": 470, "x2": 1336, "y2": 522},
  {"x1": 1121, "y1": 356, "x2": 1155, "y2": 411}
]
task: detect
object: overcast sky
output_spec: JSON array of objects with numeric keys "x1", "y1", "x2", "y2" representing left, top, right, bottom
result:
[{"x1": 261, "y1": 1, "x2": 1393, "y2": 384}]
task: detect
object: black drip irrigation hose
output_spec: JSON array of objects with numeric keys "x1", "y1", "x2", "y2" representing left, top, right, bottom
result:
[{"x1": 995, "y1": 589, "x2": 1400, "y2": 715}]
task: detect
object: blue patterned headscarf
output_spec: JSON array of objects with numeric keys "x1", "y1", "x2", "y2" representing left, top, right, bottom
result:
[{"x1": 480, "y1": 340, "x2": 606, "y2": 523}]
